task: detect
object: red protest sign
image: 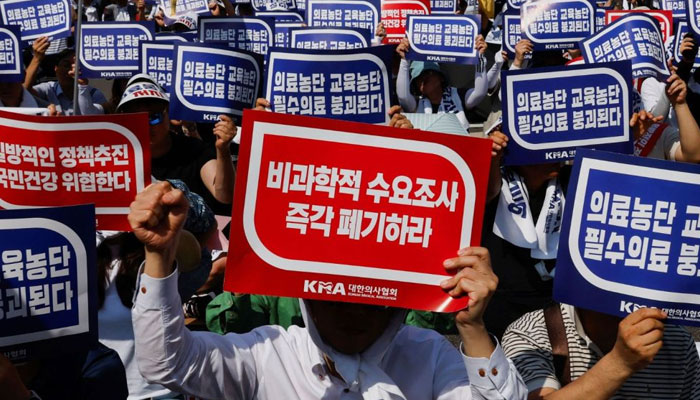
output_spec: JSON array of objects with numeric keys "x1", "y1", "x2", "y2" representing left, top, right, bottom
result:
[
  {"x1": 605, "y1": 10, "x2": 673, "y2": 41},
  {"x1": 0, "y1": 111, "x2": 151, "y2": 230},
  {"x1": 382, "y1": 0, "x2": 431, "y2": 44},
  {"x1": 225, "y1": 110, "x2": 491, "y2": 312}
]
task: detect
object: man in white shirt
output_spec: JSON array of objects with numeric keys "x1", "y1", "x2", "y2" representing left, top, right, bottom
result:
[{"x1": 129, "y1": 181, "x2": 529, "y2": 400}]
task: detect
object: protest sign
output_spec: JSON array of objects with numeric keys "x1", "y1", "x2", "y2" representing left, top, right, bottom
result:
[
  {"x1": 256, "y1": 10, "x2": 305, "y2": 22},
  {"x1": 265, "y1": 45, "x2": 393, "y2": 124},
  {"x1": 252, "y1": 0, "x2": 297, "y2": 11},
  {"x1": 430, "y1": 0, "x2": 457, "y2": 14},
  {"x1": 581, "y1": 13, "x2": 670, "y2": 79},
  {"x1": 381, "y1": 0, "x2": 431, "y2": 44},
  {"x1": 660, "y1": 0, "x2": 686, "y2": 20},
  {"x1": 155, "y1": 32, "x2": 196, "y2": 42},
  {"x1": 507, "y1": 0, "x2": 527, "y2": 10},
  {"x1": 689, "y1": 0, "x2": 700, "y2": 36},
  {"x1": 225, "y1": 109, "x2": 492, "y2": 311},
  {"x1": 169, "y1": 43, "x2": 262, "y2": 123},
  {"x1": 306, "y1": 0, "x2": 380, "y2": 32},
  {"x1": 199, "y1": 16, "x2": 275, "y2": 56},
  {"x1": 595, "y1": 7, "x2": 606, "y2": 31},
  {"x1": 290, "y1": 27, "x2": 370, "y2": 49},
  {"x1": 673, "y1": 22, "x2": 700, "y2": 69},
  {"x1": 501, "y1": 61, "x2": 633, "y2": 165},
  {"x1": 554, "y1": 149, "x2": 700, "y2": 326},
  {"x1": 0, "y1": 110, "x2": 151, "y2": 231},
  {"x1": 275, "y1": 22, "x2": 304, "y2": 46},
  {"x1": 158, "y1": 0, "x2": 210, "y2": 26},
  {"x1": 139, "y1": 41, "x2": 174, "y2": 92},
  {"x1": 406, "y1": 15, "x2": 481, "y2": 64},
  {"x1": 0, "y1": 204, "x2": 97, "y2": 363},
  {"x1": 502, "y1": 12, "x2": 524, "y2": 59},
  {"x1": 79, "y1": 22, "x2": 155, "y2": 79},
  {"x1": 0, "y1": 0, "x2": 70, "y2": 43},
  {"x1": 520, "y1": 0, "x2": 595, "y2": 50},
  {"x1": 0, "y1": 25, "x2": 22, "y2": 82},
  {"x1": 605, "y1": 10, "x2": 673, "y2": 41}
]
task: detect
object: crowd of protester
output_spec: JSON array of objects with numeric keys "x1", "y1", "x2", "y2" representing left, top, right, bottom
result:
[{"x1": 1, "y1": 0, "x2": 700, "y2": 398}]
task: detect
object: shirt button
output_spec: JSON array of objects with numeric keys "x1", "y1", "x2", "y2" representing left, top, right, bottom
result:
[
  {"x1": 140, "y1": 287, "x2": 147, "y2": 294},
  {"x1": 491, "y1": 368, "x2": 498, "y2": 376},
  {"x1": 478, "y1": 368, "x2": 486, "y2": 377}
]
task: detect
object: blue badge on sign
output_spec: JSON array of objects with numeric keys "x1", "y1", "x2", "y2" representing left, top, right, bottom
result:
[{"x1": 79, "y1": 22, "x2": 155, "y2": 79}]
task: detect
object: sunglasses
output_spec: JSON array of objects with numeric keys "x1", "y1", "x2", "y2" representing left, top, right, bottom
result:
[{"x1": 148, "y1": 111, "x2": 164, "y2": 126}]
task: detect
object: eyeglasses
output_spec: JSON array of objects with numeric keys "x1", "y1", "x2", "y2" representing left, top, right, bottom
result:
[{"x1": 148, "y1": 112, "x2": 164, "y2": 126}]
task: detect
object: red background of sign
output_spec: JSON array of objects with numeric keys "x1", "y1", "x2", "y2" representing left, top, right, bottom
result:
[
  {"x1": 225, "y1": 110, "x2": 492, "y2": 312},
  {"x1": 382, "y1": 0, "x2": 431, "y2": 44},
  {"x1": 0, "y1": 111, "x2": 151, "y2": 230},
  {"x1": 605, "y1": 10, "x2": 673, "y2": 41}
]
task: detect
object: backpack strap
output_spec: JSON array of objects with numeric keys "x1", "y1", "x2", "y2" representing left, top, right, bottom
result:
[{"x1": 543, "y1": 302, "x2": 571, "y2": 386}]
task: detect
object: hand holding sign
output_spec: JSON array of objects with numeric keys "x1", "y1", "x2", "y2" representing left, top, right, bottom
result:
[
  {"x1": 665, "y1": 74, "x2": 687, "y2": 106},
  {"x1": 214, "y1": 115, "x2": 237, "y2": 151},
  {"x1": 607, "y1": 308, "x2": 666, "y2": 376}
]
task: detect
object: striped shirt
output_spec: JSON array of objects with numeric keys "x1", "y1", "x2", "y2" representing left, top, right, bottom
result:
[{"x1": 502, "y1": 304, "x2": 700, "y2": 399}]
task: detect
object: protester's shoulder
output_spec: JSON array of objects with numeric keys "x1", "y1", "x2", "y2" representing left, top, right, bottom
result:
[
  {"x1": 32, "y1": 81, "x2": 55, "y2": 97},
  {"x1": 391, "y1": 324, "x2": 455, "y2": 351},
  {"x1": 502, "y1": 308, "x2": 551, "y2": 356}
]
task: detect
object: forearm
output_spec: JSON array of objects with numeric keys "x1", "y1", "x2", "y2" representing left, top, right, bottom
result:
[
  {"x1": 487, "y1": 164, "x2": 503, "y2": 202},
  {"x1": 396, "y1": 59, "x2": 417, "y2": 112},
  {"x1": 540, "y1": 354, "x2": 631, "y2": 399},
  {"x1": 213, "y1": 148, "x2": 235, "y2": 203},
  {"x1": 459, "y1": 323, "x2": 495, "y2": 358},
  {"x1": 23, "y1": 58, "x2": 42, "y2": 91},
  {"x1": 675, "y1": 102, "x2": 700, "y2": 163},
  {"x1": 144, "y1": 245, "x2": 177, "y2": 278},
  {"x1": 465, "y1": 58, "x2": 488, "y2": 110},
  {"x1": 487, "y1": 58, "x2": 504, "y2": 91}
]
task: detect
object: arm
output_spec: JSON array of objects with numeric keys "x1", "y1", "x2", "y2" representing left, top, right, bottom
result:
[
  {"x1": 487, "y1": 51, "x2": 505, "y2": 92},
  {"x1": 129, "y1": 182, "x2": 258, "y2": 399},
  {"x1": 201, "y1": 115, "x2": 236, "y2": 203},
  {"x1": 464, "y1": 35, "x2": 489, "y2": 110},
  {"x1": 676, "y1": 35, "x2": 698, "y2": 83},
  {"x1": 23, "y1": 37, "x2": 49, "y2": 94},
  {"x1": 667, "y1": 74, "x2": 700, "y2": 163},
  {"x1": 396, "y1": 39, "x2": 418, "y2": 112},
  {"x1": 486, "y1": 131, "x2": 507, "y2": 202}
]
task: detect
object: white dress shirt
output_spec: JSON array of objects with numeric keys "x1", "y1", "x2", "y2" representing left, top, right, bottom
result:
[{"x1": 132, "y1": 269, "x2": 528, "y2": 400}]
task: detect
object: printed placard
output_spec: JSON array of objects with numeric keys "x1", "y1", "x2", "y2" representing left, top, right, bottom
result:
[
  {"x1": 290, "y1": 27, "x2": 370, "y2": 49},
  {"x1": 430, "y1": 0, "x2": 457, "y2": 14},
  {"x1": 520, "y1": 0, "x2": 595, "y2": 50},
  {"x1": 501, "y1": 61, "x2": 633, "y2": 165},
  {"x1": 0, "y1": 25, "x2": 22, "y2": 82},
  {"x1": 660, "y1": 0, "x2": 686, "y2": 20},
  {"x1": 673, "y1": 22, "x2": 700, "y2": 69},
  {"x1": 155, "y1": 32, "x2": 196, "y2": 42},
  {"x1": 0, "y1": 111, "x2": 151, "y2": 230},
  {"x1": 406, "y1": 15, "x2": 481, "y2": 64},
  {"x1": 265, "y1": 45, "x2": 394, "y2": 124},
  {"x1": 507, "y1": 0, "x2": 527, "y2": 10},
  {"x1": 381, "y1": 0, "x2": 431, "y2": 44},
  {"x1": 199, "y1": 16, "x2": 275, "y2": 56},
  {"x1": 581, "y1": 13, "x2": 670, "y2": 79},
  {"x1": 256, "y1": 10, "x2": 305, "y2": 22},
  {"x1": 158, "y1": 0, "x2": 210, "y2": 26},
  {"x1": 0, "y1": 205, "x2": 97, "y2": 363},
  {"x1": 169, "y1": 43, "x2": 262, "y2": 123},
  {"x1": 79, "y1": 22, "x2": 155, "y2": 79},
  {"x1": 0, "y1": 0, "x2": 70, "y2": 43},
  {"x1": 275, "y1": 22, "x2": 304, "y2": 46},
  {"x1": 605, "y1": 10, "x2": 673, "y2": 41},
  {"x1": 252, "y1": 0, "x2": 297, "y2": 11},
  {"x1": 554, "y1": 149, "x2": 700, "y2": 326},
  {"x1": 688, "y1": 0, "x2": 700, "y2": 36},
  {"x1": 225, "y1": 109, "x2": 492, "y2": 311},
  {"x1": 502, "y1": 12, "x2": 524, "y2": 59},
  {"x1": 306, "y1": 0, "x2": 380, "y2": 32},
  {"x1": 595, "y1": 6, "x2": 606, "y2": 32},
  {"x1": 139, "y1": 41, "x2": 174, "y2": 92}
]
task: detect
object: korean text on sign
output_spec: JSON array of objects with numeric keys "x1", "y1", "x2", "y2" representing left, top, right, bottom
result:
[
  {"x1": 306, "y1": 0, "x2": 380, "y2": 33},
  {"x1": 0, "y1": 25, "x2": 22, "y2": 82},
  {"x1": 199, "y1": 17, "x2": 275, "y2": 56},
  {"x1": 79, "y1": 22, "x2": 155, "y2": 79},
  {"x1": 140, "y1": 41, "x2": 174, "y2": 91},
  {"x1": 406, "y1": 15, "x2": 481, "y2": 65},
  {"x1": 520, "y1": 0, "x2": 595, "y2": 50},
  {"x1": 0, "y1": 0, "x2": 70, "y2": 42},
  {"x1": 381, "y1": 0, "x2": 431, "y2": 44}
]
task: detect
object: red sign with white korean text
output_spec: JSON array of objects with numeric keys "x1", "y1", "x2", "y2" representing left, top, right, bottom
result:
[
  {"x1": 605, "y1": 10, "x2": 673, "y2": 41},
  {"x1": 225, "y1": 110, "x2": 491, "y2": 312},
  {"x1": 0, "y1": 110, "x2": 151, "y2": 230},
  {"x1": 382, "y1": 0, "x2": 431, "y2": 44}
]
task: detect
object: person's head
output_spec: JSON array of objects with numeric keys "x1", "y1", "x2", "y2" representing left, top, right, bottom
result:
[
  {"x1": 208, "y1": 0, "x2": 224, "y2": 16},
  {"x1": 515, "y1": 162, "x2": 562, "y2": 192},
  {"x1": 116, "y1": 0, "x2": 128, "y2": 7},
  {"x1": 54, "y1": 49, "x2": 76, "y2": 88},
  {"x1": 117, "y1": 82, "x2": 170, "y2": 151},
  {"x1": 410, "y1": 61, "x2": 447, "y2": 103},
  {"x1": 0, "y1": 82, "x2": 23, "y2": 107},
  {"x1": 172, "y1": 14, "x2": 197, "y2": 32},
  {"x1": 306, "y1": 300, "x2": 396, "y2": 354}
]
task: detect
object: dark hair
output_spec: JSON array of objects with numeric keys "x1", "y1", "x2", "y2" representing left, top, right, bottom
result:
[{"x1": 96, "y1": 232, "x2": 145, "y2": 309}]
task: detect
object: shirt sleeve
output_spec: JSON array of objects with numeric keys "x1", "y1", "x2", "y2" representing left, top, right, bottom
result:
[
  {"x1": 464, "y1": 56, "x2": 488, "y2": 110},
  {"x1": 462, "y1": 338, "x2": 529, "y2": 399},
  {"x1": 132, "y1": 265, "x2": 260, "y2": 400},
  {"x1": 397, "y1": 59, "x2": 417, "y2": 112},
  {"x1": 640, "y1": 78, "x2": 671, "y2": 120},
  {"x1": 77, "y1": 85, "x2": 105, "y2": 115},
  {"x1": 681, "y1": 332, "x2": 700, "y2": 399},
  {"x1": 31, "y1": 82, "x2": 51, "y2": 101}
]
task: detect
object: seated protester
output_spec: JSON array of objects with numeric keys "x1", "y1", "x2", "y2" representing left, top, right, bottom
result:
[
  {"x1": 502, "y1": 305, "x2": 700, "y2": 398},
  {"x1": 395, "y1": 37, "x2": 488, "y2": 133},
  {"x1": 129, "y1": 182, "x2": 528, "y2": 399},
  {"x1": 25, "y1": 47, "x2": 107, "y2": 115},
  {"x1": 102, "y1": 0, "x2": 139, "y2": 21},
  {"x1": 116, "y1": 81, "x2": 236, "y2": 214},
  {"x1": 0, "y1": 81, "x2": 61, "y2": 116},
  {"x1": 0, "y1": 343, "x2": 128, "y2": 400}
]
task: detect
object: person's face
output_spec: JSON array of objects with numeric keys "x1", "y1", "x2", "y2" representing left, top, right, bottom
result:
[
  {"x1": 517, "y1": 162, "x2": 562, "y2": 182},
  {"x1": 307, "y1": 301, "x2": 395, "y2": 355},
  {"x1": 122, "y1": 100, "x2": 170, "y2": 149},
  {"x1": 55, "y1": 54, "x2": 74, "y2": 85},
  {"x1": 419, "y1": 71, "x2": 443, "y2": 98},
  {"x1": 0, "y1": 82, "x2": 23, "y2": 106}
]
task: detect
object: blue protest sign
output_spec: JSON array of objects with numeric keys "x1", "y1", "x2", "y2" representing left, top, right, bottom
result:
[
  {"x1": 0, "y1": 0, "x2": 70, "y2": 43},
  {"x1": 595, "y1": 7, "x2": 606, "y2": 31},
  {"x1": 290, "y1": 27, "x2": 370, "y2": 49},
  {"x1": 430, "y1": 0, "x2": 457, "y2": 14},
  {"x1": 79, "y1": 22, "x2": 155, "y2": 79},
  {"x1": 0, "y1": 25, "x2": 22, "y2": 82},
  {"x1": 406, "y1": 15, "x2": 481, "y2": 64},
  {"x1": 252, "y1": 0, "x2": 297, "y2": 11},
  {"x1": 170, "y1": 43, "x2": 262, "y2": 123},
  {"x1": 581, "y1": 13, "x2": 669, "y2": 79},
  {"x1": 688, "y1": 0, "x2": 700, "y2": 36},
  {"x1": 306, "y1": 0, "x2": 380, "y2": 33},
  {"x1": 660, "y1": 0, "x2": 686, "y2": 20},
  {"x1": 199, "y1": 17, "x2": 275, "y2": 56},
  {"x1": 501, "y1": 61, "x2": 633, "y2": 165},
  {"x1": 155, "y1": 32, "x2": 196, "y2": 42},
  {"x1": 256, "y1": 10, "x2": 305, "y2": 22},
  {"x1": 140, "y1": 41, "x2": 174, "y2": 91},
  {"x1": 0, "y1": 205, "x2": 97, "y2": 363},
  {"x1": 158, "y1": 0, "x2": 211, "y2": 26},
  {"x1": 502, "y1": 12, "x2": 523, "y2": 59},
  {"x1": 265, "y1": 45, "x2": 393, "y2": 124},
  {"x1": 507, "y1": 0, "x2": 527, "y2": 10},
  {"x1": 520, "y1": 0, "x2": 595, "y2": 50},
  {"x1": 554, "y1": 149, "x2": 700, "y2": 326},
  {"x1": 673, "y1": 22, "x2": 700, "y2": 69},
  {"x1": 275, "y1": 22, "x2": 304, "y2": 46}
]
